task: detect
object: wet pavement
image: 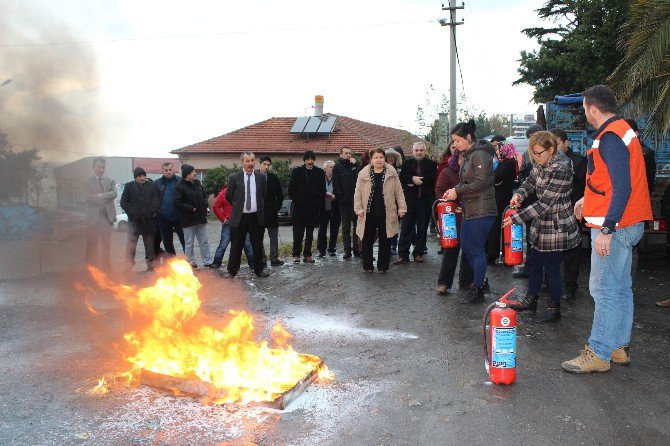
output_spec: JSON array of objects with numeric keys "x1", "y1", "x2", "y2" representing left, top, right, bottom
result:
[{"x1": 1, "y1": 227, "x2": 669, "y2": 445}]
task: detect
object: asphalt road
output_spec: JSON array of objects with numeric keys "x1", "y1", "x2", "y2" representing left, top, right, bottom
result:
[{"x1": 1, "y1": 227, "x2": 669, "y2": 445}]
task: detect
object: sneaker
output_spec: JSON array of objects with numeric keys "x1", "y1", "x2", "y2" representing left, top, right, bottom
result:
[
  {"x1": 256, "y1": 270, "x2": 270, "y2": 278},
  {"x1": 561, "y1": 345, "x2": 611, "y2": 373},
  {"x1": 318, "y1": 252, "x2": 326, "y2": 258},
  {"x1": 270, "y1": 259, "x2": 285, "y2": 266},
  {"x1": 293, "y1": 257, "x2": 301, "y2": 263},
  {"x1": 437, "y1": 284, "x2": 448, "y2": 295},
  {"x1": 611, "y1": 345, "x2": 630, "y2": 365}
]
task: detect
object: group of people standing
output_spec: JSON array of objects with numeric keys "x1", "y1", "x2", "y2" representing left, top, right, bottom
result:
[{"x1": 84, "y1": 84, "x2": 658, "y2": 375}]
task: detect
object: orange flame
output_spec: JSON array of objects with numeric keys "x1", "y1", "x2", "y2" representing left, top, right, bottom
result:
[{"x1": 84, "y1": 259, "x2": 331, "y2": 403}]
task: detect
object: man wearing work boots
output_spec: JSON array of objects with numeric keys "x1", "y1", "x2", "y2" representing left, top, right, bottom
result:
[{"x1": 562, "y1": 85, "x2": 652, "y2": 373}]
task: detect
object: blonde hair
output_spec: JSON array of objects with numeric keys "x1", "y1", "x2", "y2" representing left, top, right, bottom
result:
[{"x1": 528, "y1": 131, "x2": 558, "y2": 164}]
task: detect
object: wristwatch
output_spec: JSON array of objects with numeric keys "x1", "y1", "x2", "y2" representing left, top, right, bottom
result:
[{"x1": 600, "y1": 226, "x2": 614, "y2": 235}]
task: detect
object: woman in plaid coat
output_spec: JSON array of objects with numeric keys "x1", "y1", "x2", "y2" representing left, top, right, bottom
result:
[{"x1": 503, "y1": 131, "x2": 581, "y2": 322}]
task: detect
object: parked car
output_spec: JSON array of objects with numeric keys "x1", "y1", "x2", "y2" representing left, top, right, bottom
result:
[
  {"x1": 277, "y1": 199, "x2": 292, "y2": 225},
  {"x1": 114, "y1": 213, "x2": 129, "y2": 231}
]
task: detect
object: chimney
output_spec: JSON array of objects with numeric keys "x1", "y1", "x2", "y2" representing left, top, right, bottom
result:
[{"x1": 314, "y1": 95, "x2": 324, "y2": 117}]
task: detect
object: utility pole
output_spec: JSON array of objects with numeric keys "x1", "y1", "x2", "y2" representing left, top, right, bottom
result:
[{"x1": 439, "y1": 2, "x2": 464, "y2": 131}]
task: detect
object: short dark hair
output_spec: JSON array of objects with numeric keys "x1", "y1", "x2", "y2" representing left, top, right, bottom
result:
[
  {"x1": 450, "y1": 119, "x2": 477, "y2": 140},
  {"x1": 339, "y1": 146, "x2": 351, "y2": 154},
  {"x1": 550, "y1": 128, "x2": 568, "y2": 142},
  {"x1": 92, "y1": 156, "x2": 105, "y2": 167},
  {"x1": 162, "y1": 162, "x2": 173, "y2": 168},
  {"x1": 490, "y1": 135, "x2": 506, "y2": 143},
  {"x1": 624, "y1": 118, "x2": 639, "y2": 133},
  {"x1": 583, "y1": 85, "x2": 617, "y2": 114},
  {"x1": 260, "y1": 155, "x2": 272, "y2": 164}
]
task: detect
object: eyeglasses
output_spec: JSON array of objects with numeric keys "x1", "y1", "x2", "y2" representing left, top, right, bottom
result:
[{"x1": 532, "y1": 147, "x2": 549, "y2": 157}]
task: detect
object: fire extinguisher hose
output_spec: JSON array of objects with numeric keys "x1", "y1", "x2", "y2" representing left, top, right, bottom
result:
[{"x1": 482, "y1": 302, "x2": 497, "y2": 374}]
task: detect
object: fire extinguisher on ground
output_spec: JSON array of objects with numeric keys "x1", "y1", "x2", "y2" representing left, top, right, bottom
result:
[
  {"x1": 501, "y1": 206, "x2": 524, "y2": 266},
  {"x1": 433, "y1": 200, "x2": 459, "y2": 249},
  {"x1": 482, "y1": 288, "x2": 518, "y2": 385}
]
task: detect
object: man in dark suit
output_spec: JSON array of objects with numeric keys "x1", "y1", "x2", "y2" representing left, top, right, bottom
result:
[
  {"x1": 395, "y1": 142, "x2": 437, "y2": 264},
  {"x1": 85, "y1": 156, "x2": 117, "y2": 268},
  {"x1": 289, "y1": 150, "x2": 326, "y2": 263},
  {"x1": 225, "y1": 151, "x2": 269, "y2": 278},
  {"x1": 120, "y1": 167, "x2": 160, "y2": 271},
  {"x1": 258, "y1": 156, "x2": 284, "y2": 266}
]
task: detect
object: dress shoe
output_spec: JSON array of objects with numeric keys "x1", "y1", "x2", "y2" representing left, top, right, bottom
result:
[
  {"x1": 303, "y1": 257, "x2": 315, "y2": 263},
  {"x1": 378, "y1": 269, "x2": 387, "y2": 274},
  {"x1": 437, "y1": 284, "x2": 448, "y2": 295},
  {"x1": 270, "y1": 259, "x2": 285, "y2": 266},
  {"x1": 222, "y1": 273, "x2": 236, "y2": 279},
  {"x1": 353, "y1": 252, "x2": 361, "y2": 258},
  {"x1": 204, "y1": 263, "x2": 218, "y2": 269},
  {"x1": 329, "y1": 252, "x2": 336, "y2": 257},
  {"x1": 343, "y1": 252, "x2": 352, "y2": 260},
  {"x1": 393, "y1": 257, "x2": 409, "y2": 265},
  {"x1": 318, "y1": 252, "x2": 326, "y2": 258},
  {"x1": 655, "y1": 298, "x2": 670, "y2": 307},
  {"x1": 256, "y1": 270, "x2": 270, "y2": 278},
  {"x1": 364, "y1": 269, "x2": 374, "y2": 273},
  {"x1": 413, "y1": 255, "x2": 424, "y2": 263}
]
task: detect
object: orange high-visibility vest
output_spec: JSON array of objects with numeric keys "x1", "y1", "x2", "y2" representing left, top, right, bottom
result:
[{"x1": 583, "y1": 118, "x2": 652, "y2": 229}]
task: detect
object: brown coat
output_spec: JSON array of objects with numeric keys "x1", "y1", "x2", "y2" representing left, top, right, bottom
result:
[{"x1": 354, "y1": 164, "x2": 407, "y2": 240}]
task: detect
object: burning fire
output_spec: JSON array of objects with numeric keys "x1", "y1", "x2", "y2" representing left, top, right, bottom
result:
[{"x1": 83, "y1": 259, "x2": 332, "y2": 403}]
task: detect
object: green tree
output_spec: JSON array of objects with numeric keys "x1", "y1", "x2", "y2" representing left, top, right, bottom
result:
[
  {"x1": 514, "y1": 0, "x2": 630, "y2": 103},
  {"x1": 0, "y1": 131, "x2": 41, "y2": 204},
  {"x1": 609, "y1": 0, "x2": 670, "y2": 137},
  {"x1": 270, "y1": 159, "x2": 293, "y2": 196},
  {"x1": 202, "y1": 163, "x2": 240, "y2": 195}
]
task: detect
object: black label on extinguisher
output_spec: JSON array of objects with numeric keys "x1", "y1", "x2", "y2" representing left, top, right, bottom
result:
[{"x1": 492, "y1": 327, "x2": 516, "y2": 368}]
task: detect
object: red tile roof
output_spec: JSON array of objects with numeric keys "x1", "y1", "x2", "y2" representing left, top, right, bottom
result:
[
  {"x1": 171, "y1": 114, "x2": 430, "y2": 157},
  {"x1": 132, "y1": 157, "x2": 181, "y2": 174}
]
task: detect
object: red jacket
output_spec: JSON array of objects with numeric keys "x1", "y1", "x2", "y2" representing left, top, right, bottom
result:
[{"x1": 213, "y1": 185, "x2": 232, "y2": 223}]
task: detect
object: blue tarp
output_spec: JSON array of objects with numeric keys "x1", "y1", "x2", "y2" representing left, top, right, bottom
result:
[
  {"x1": 0, "y1": 204, "x2": 52, "y2": 240},
  {"x1": 554, "y1": 93, "x2": 583, "y2": 105}
]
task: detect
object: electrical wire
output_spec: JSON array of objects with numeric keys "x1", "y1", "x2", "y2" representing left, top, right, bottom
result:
[{"x1": 0, "y1": 19, "x2": 435, "y2": 48}]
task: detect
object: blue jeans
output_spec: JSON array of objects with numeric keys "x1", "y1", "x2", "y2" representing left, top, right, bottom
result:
[
  {"x1": 528, "y1": 248, "x2": 563, "y2": 304},
  {"x1": 588, "y1": 223, "x2": 644, "y2": 361},
  {"x1": 460, "y1": 215, "x2": 495, "y2": 288},
  {"x1": 183, "y1": 223, "x2": 213, "y2": 266},
  {"x1": 213, "y1": 223, "x2": 253, "y2": 268}
]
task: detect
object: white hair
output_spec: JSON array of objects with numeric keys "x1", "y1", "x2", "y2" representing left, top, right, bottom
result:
[
  {"x1": 240, "y1": 151, "x2": 255, "y2": 160},
  {"x1": 323, "y1": 160, "x2": 335, "y2": 169}
]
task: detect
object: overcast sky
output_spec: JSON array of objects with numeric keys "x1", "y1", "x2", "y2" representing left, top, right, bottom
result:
[{"x1": 0, "y1": 0, "x2": 546, "y2": 159}]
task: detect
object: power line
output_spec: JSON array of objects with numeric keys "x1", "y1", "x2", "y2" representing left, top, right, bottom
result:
[{"x1": 0, "y1": 19, "x2": 435, "y2": 48}]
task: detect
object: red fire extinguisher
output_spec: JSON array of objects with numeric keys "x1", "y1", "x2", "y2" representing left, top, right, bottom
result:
[
  {"x1": 482, "y1": 288, "x2": 518, "y2": 385},
  {"x1": 502, "y1": 206, "x2": 524, "y2": 266},
  {"x1": 433, "y1": 200, "x2": 459, "y2": 248}
]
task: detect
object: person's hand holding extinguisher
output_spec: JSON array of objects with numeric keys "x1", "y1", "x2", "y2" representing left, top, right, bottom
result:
[{"x1": 502, "y1": 194, "x2": 523, "y2": 228}]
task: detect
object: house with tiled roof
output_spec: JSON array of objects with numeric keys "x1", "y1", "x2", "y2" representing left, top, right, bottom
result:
[{"x1": 170, "y1": 113, "x2": 431, "y2": 171}]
